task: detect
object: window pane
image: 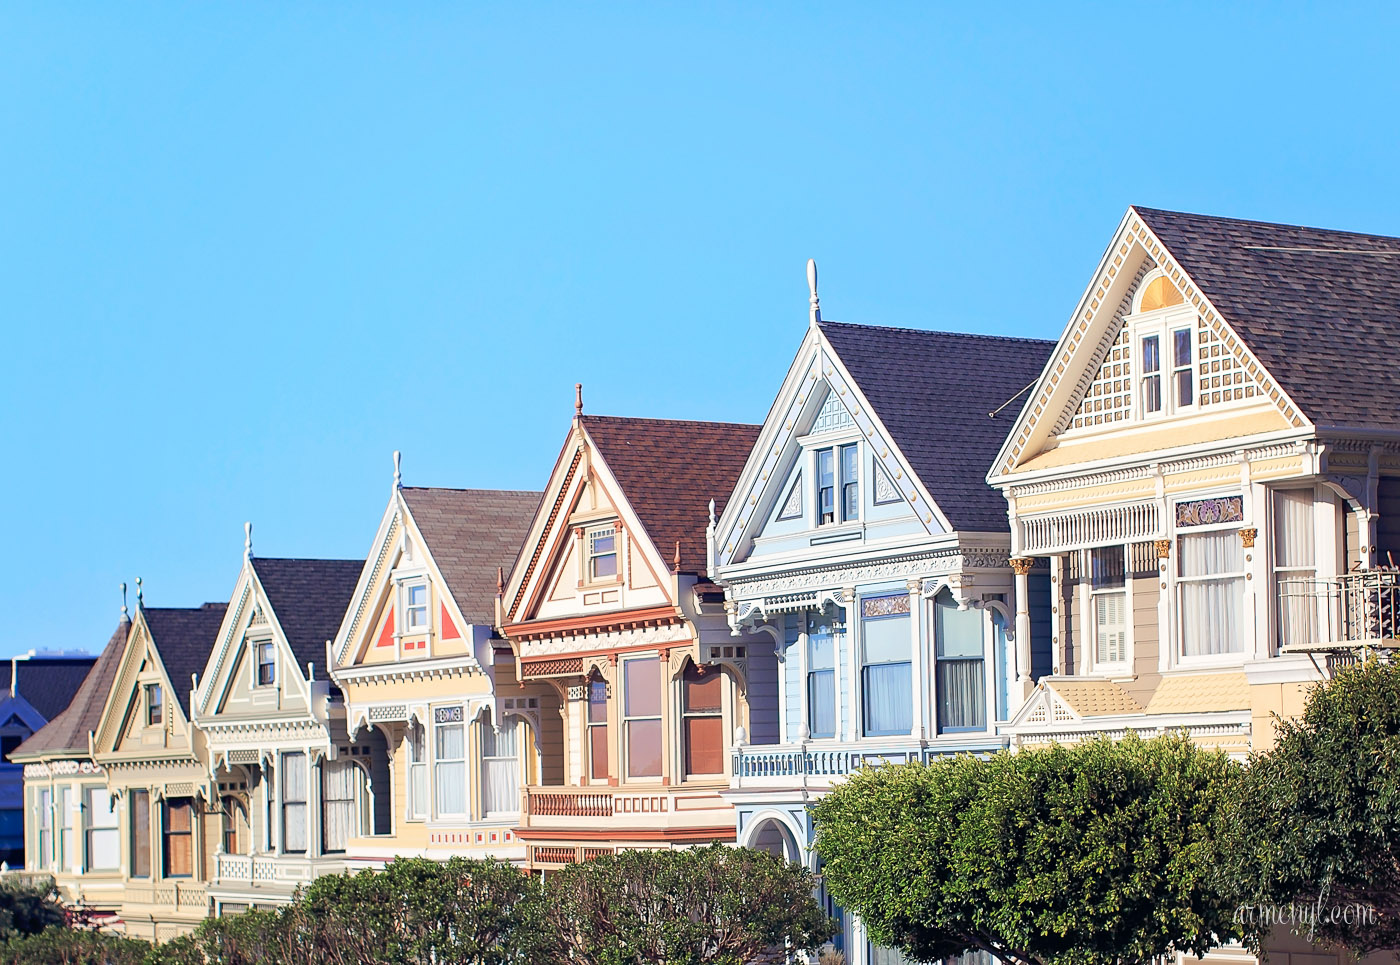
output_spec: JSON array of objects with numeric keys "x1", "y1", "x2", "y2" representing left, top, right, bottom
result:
[
  {"x1": 436, "y1": 722, "x2": 465, "y2": 761},
  {"x1": 589, "y1": 725, "x2": 608, "y2": 780},
  {"x1": 408, "y1": 585, "x2": 427, "y2": 606},
  {"x1": 684, "y1": 716, "x2": 724, "y2": 775},
  {"x1": 1142, "y1": 336, "x2": 1160, "y2": 373},
  {"x1": 1143, "y1": 375, "x2": 1161, "y2": 413},
  {"x1": 1173, "y1": 328, "x2": 1191, "y2": 367},
  {"x1": 282, "y1": 754, "x2": 307, "y2": 803},
  {"x1": 818, "y1": 449, "x2": 834, "y2": 489},
  {"x1": 863, "y1": 663, "x2": 912, "y2": 735},
  {"x1": 322, "y1": 760, "x2": 357, "y2": 853},
  {"x1": 1176, "y1": 368, "x2": 1193, "y2": 407},
  {"x1": 624, "y1": 659, "x2": 661, "y2": 718},
  {"x1": 862, "y1": 609, "x2": 910, "y2": 664},
  {"x1": 937, "y1": 658, "x2": 985, "y2": 730},
  {"x1": 808, "y1": 624, "x2": 834, "y2": 670},
  {"x1": 1179, "y1": 530, "x2": 1242, "y2": 578},
  {"x1": 587, "y1": 678, "x2": 607, "y2": 723},
  {"x1": 840, "y1": 444, "x2": 858, "y2": 484},
  {"x1": 1179, "y1": 532, "x2": 1244, "y2": 655},
  {"x1": 683, "y1": 664, "x2": 722, "y2": 714},
  {"x1": 1090, "y1": 546, "x2": 1125, "y2": 590},
  {"x1": 807, "y1": 669, "x2": 836, "y2": 738},
  {"x1": 935, "y1": 597, "x2": 983, "y2": 658},
  {"x1": 1274, "y1": 490, "x2": 1315, "y2": 568},
  {"x1": 131, "y1": 790, "x2": 150, "y2": 877},
  {"x1": 435, "y1": 761, "x2": 466, "y2": 814},
  {"x1": 626, "y1": 720, "x2": 662, "y2": 778}
]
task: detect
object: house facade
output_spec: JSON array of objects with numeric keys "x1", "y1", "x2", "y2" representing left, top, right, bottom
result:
[
  {"x1": 712, "y1": 269, "x2": 1055, "y2": 963},
  {"x1": 328, "y1": 471, "x2": 545, "y2": 867},
  {"x1": 500, "y1": 408, "x2": 760, "y2": 869},
  {"x1": 191, "y1": 537, "x2": 367, "y2": 915},
  {"x1": 12, "y1": 617, "x2": 128, "y2": 922},
  {"x1": 89, "y1": 598, "x2": 227, "y2": 940}
]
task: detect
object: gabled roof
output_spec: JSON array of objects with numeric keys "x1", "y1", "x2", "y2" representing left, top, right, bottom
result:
[
  {"x1": 250, "y1": 557, "x2": 363, "y2": 674},
  {"x1": 0, "y1": 657, "x2": 99, "y2": 722},
  {"x1": 12, "y1": 620, "x2": 128, "y2": 759},
  {"x1": 819, "y1": 322, "x2": 1055, "y2": 532},
  {"x1": 399, "y1": 488, "x2": 542, "y2": 626},
  {"x1": 1133, "y1": 206, "x2": 1400, "y2": 432},
  {"x1": 580, "y1": 415, "x2": 761, "y2": 574},
  {"x1": 143, "y1": 604, "x2": 228, "y2": 716}
]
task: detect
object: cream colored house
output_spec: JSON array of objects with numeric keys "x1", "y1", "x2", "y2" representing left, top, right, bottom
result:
[
  {"x1": 328, "y1": 471, "x2": 545, "y2": 866},
  {"x1": 192, "y1": 540, "x2": 367, "y2": 915},
  {"x1": 89, "y1": 599, "x2": 226, "y2": 940}
]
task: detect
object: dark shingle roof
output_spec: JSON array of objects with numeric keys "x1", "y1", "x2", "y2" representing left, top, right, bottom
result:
[
  {"x1": 399, "y1": 488, "x2": 542, "y2": 626},
  {"x1": 12, "y1": 621, "x2": 128, "y2": 759},
  {"x1": 0, "y1": 658, "x2": 98, "y2": 723},
  {"x1": 251, "y1": 557, "x2": 363, "y2": 676},
  {"x1": 820, "y1": 321, "x2": 1055, "y2": 532},
  {"x1": 1134, "y1": 206, "x2": 1400, "y2": 432},
  {"x1": 143, "y1": 604, "x2": 228, "y2": 717},
  {"x1": 580, "y1": 415, "x2": 762, "y2": 573}
]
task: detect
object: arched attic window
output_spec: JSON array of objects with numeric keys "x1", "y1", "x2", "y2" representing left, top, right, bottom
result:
[{"x1": 1129, "y1": 270, "x2": 1195, "y2": 416}]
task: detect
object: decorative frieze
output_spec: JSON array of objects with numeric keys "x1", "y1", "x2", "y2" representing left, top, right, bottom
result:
[
  {"x1": 518, "y1": 621, "x2": 692, "y2": 659},
  {"x1": 23, "y1": 760, "x2": 104, "y2": 779},
  {"x1": 726, "y1": 548, "x2": 1007, "y2": 602},
  {"x1": 1175, "y1": 496, "x2": 1243, "y2": 527}
]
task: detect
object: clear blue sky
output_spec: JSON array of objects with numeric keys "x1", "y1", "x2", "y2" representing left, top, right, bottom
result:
[{"x1": 4, "y1": 3, "x2": 1398, "y2": 657}]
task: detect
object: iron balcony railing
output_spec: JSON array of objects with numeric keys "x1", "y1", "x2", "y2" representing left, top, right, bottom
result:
[{"x1": 1277, "y1": 570, "x2": 1400, "y2": 661}]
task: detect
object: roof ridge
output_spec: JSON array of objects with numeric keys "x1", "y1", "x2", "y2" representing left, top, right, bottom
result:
[
  {"x1": 252, "y1": 556, "x2": 363, "y2": 564},
  {"x1": 1132, "y1": 205, "x2": 1400, "y2": 247},
  {"x1": 580, "y1": 414, "x2": 761, "y2": 429},
  {"x1": 400, "y1": 486, "x2": 542, "y2": 496},
  {"x1": 819, "y1": 319, "x2": 1057, "y2": 346}
]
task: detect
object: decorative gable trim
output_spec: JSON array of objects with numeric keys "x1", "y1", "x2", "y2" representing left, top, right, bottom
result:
[
  {"x1": 991, "y1": 207, "x2": 1312, "y2": 481},
  {"x1": 332, "y1": 507, "x2": 403, "y2": 667},
  {"x1": 508, "y1": 447, "x2": 583, "y2": 623}
]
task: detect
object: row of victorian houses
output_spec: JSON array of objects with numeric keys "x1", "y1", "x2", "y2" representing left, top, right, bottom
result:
[{"x1": 15, "y1": 206, "x2": 1400, "y2": 963}]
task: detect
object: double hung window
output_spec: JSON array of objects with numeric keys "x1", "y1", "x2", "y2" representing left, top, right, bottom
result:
[
  {"x1": 1141, "y1": 336, "x2": 1162, "y2": 414},
  {"x1": 405, "y1": 584, "x2": 429, "y2": 632},
  {"x1": 1091, "y1": 546, "x2": 1128, "y2": 666},
  {"x1": 434, "y1": 710, "x2": 466, "y2": 816},
  {"x1": 861, "y1": 595, "x2": 912, "y2": 737},
  {"x1": 1172, "y1": 328, "x2": 1194, "y2": 407},
  {"x1": 1274, "y1": 489, "x2": 1318, "y2": 648},
  {"x1": 255, "y1": 641, "x2": 275, "y2": 686},
  {"x1": 817, "y1": 445, "x2": 859, "y2": 525},
  {"x1": 588, "y1": 526, "x2": 618, "y2": 581},
  {"x1": 406, "y1": 720, "x2": 428, "y2": 820},
  {"x1": 36, "y1": 790, "x2": 51, "y2": 870},
  {"x1": 806, "y1": 614, "x2": 836, "y2": 739},
  {"x1": 935, "y1": 592, "x2": 985, "y2": 732},
  {"x1": 321, "y1": 759, "x2": 357, "y2": 853},
  {"x1": 481, "y1": 713, "x2": 521, "y2": 815},
  {"x1": 55, "y1": 787, "x2": 71, "y2": 870},
  {"x1": 1178, "y1": 530, "x2": 1245, "y2": 656},
  {"x1": 623, "y1": 657, "x2": 662, "y2": 779},
  {"x1": 281, "y1": 753, "x2": 307, "y2": 852},
  {"x1": 85, "y1": 788, "x2": 119, "y2": 871},
  {"x1": 163, "y1": 798, "x2": 193, "y2": 877},
  {"x1": 145, "y1": 684, "x2": 163, "y2": 727},
  {"x1": 681, "y1": 663, "x2": 723, "y2": 776},
  {"x1": 222, "y1": 796, "x2": 244, "y2": 855},
  {"x1": 130, "y1": 789, "x2": 150, "y2": 877},
  {"x1": 586, "y1": 676, "x2": 608, "y2": 782}
]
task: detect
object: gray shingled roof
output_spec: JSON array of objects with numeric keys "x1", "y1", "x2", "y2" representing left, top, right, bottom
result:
[
  {"x1": 399, "y1": 488, "x2": 542, "y2": 626},
  {"x1": 0, "y1": 657, "x2": 98, "y2": 723},
  {"x1": 251, "y1": 557, "x2": 363, "y2": 677},
  {"x1": 12, "y1": 620, "x2": 127, "y2": 759},
  {"x1": 820, "y1": 321, "x2": 1056, "y2": 533},
  {"x1": 1135, "y1": 206, "x2": 1400, "y2": 433},
  {"x1": 143, "y1": 604, "x2": 228, "y2": 717}
]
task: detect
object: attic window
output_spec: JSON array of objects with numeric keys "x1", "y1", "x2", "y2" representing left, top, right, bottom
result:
[
  {"x1": 145, "y1": 684, "x2": 163, "y2": 727},
  {"x1": 255, "y1": 641, "x2": 275, "y2": 687},
  {"x1": 405, "y1": 583, "x2": 429, "y2": 632},
  {"x1": 587, "y1": 525, "x2": 618, "y2": 581}
]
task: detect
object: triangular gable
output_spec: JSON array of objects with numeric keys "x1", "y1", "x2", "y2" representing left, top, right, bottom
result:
[
  {"x1": 0, "y1": 698, "x2": 47, "y2": 733},
  {"x1": 1005, "y1": 677, "x2": 1144, "y2": 729},
  {"x1": 503, "y1": 421, "x2": 677, "y2": 626},
  {"x1": 714, "y1": 324, "x2": 952, "y2": 571},
  {"x1": 93, "y1": 610, "x2": 192, "y2": 757},
  {"x1": 991, "y1": 206, "x2": 1311, "y2": 480},
  {"x1": 331, "y1": 491, "x2": 485, "y2": 672}
]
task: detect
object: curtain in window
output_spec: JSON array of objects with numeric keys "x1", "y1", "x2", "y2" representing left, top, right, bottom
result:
[
  {"x1": 807, "y1": 626, "x2": 836, "y2": 738},
  {"x1": 936, "y1": 594, "x2": 985, "y2": 731},
  {"x1": 482, "y1": 716, "x2": 521, "y2": 815},
  {"x1": 282, "y1": 754, "x2": 308, "y2": 852},
  {"x1": 322, "y1": 759, "x2": 357, "y2": 853},
  {"x1": 85, "y1": 788, "x2": 119, "y2": 871},
  {"x1": 1179, "y1": 531, "x2": 1244, "y2": 655},
  {"x1": 862, "y1": 598, "x2": 912, "y2": 736},
  {"x1": 862, "y1": 663, "x2": 912, "y2": 736},
  {"x1": 435, "y1": 724, "x2": 466, "y2": 815},
  {"x1": 1274, "y1": 489, "x2": 1317, "y2": 647}
]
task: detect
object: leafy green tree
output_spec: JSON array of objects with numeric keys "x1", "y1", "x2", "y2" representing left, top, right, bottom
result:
[
  {"x1": 0, "y1": 927, "x2": 150, "y2": 965},
  {"x1": 1221, "y1": 659, "x2": 1400, "y2": 956},
  {"x1": 0, "y1": 878, "x2": 66, "y2": 939},
  {"x1": 813, "y1": 734, "x2": 1244, "y2": 965},
  {"x1": 533, "y1": 842, "x2": 834, "y2": 964}
]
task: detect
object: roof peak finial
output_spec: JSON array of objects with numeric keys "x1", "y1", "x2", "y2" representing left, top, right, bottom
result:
[
  {"x1": 575, "y1": 383, "x2": 584, "y2": 417},
  {"x1": 120, "y1": 582, "x2": 129, "y2": 621},
  {"x1": 496, "y1": 566, "x2": 505, "y2": 597},
  {"x1": 135, "y1": 576, "x2": 143, "y2": 606},
  {"x1": 244, "y1": 521, "x2": 253, "y2": 561},
  {"x1": 393, "y1": 450, "x2": 402, "y2": 490},
  {"x1": 807, "y1": 258, "x2": 820, "y2": 328}
]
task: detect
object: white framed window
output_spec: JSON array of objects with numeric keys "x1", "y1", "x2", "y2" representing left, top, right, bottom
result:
[
  {"x1": 805, "y1": 612, "x2": 837, "y2": 739},
  {"x1": 1091, "y1": 546, "x2": 1128, "y2": 667},
  {"x1": 1130, "y1": 270, "x2": 1198, "y2": 420},
  {"x1": 1140, "y1": 333, "x2": 1163, "y2": 415},
  {"x1": 1274, "y1": 488, "x2": 1319, "y2": 649},
  {"x1": 861, "y1": 594, "x2": 912, "y2": 737},
  {"x1": 281, "y1": 752, "x2": 307, "y2": 853},
  {"x1": 255, "y1": 641, "x2": 275, "y2": 687},
  {"x1": 145, "y1": 683, "x2": 163, "y2": 727},
  {"x1": 481, "y1": 712, "x2": 521, "y2": 817},
  {"x1": 586, "y1": 674, "x2": 608, "y2": 783},
  {"x1": 84, "y1": 787, "x2": 119, "y2": 871},
  {"x1": 55, "y1": 786, "x2": 71, "y2": 871},
  {"x1": 934, "y1": 591, "x2": 985, "y2": 733},
  {"x1": 816, "y1": 444, "x2": 859, "y2": 525},
  {"x1": 587, "y1": 525, "x2": 618, "y2": 581},
  {"x1": 321, "y1": 759, "x2": 358, "y2": 854},
  {"x1": 36, "y1": 789, "x2": 52, "y2": 871},
  {"x1": 434, "y1": 707, "x2": 466, "y2": 817},
  {"x1": 406, "y1": 720, "x2": 427, "y2": 820},
  {"x1": 405, "y1": 583, "x2": 429, "y2": 632},
  {"x1": 1178, "y1": 530, "x2": 1246, "y2": 658},
  {"x1": 622, "y1": 656, "x2": 662, "y2": 780}
]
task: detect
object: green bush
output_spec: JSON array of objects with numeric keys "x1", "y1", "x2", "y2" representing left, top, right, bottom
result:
[
  {"x1": 0, "y1": 927, "x2": 151, "y2": 965},
  {"x1": 0, "y1": 878, "x2": 66, "y2": 939}
]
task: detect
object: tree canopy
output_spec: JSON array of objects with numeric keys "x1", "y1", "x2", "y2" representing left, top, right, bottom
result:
[{"x1": 812, "y1": 734, "x2": 1245, "y2": 965}]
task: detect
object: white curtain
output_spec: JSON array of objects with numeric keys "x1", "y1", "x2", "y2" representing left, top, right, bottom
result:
[
  {"x1": 935, "y1": 593, "x2": 985, "y2": 731},
  {"x1": 1274, "y1": 489, "x2": 1317, "y2": 647},
  {"x1": 482, "y1": 716, "x2": 521, "y2": 816},
  {"x1": 862, "y1": 609, "x2": 911, "y2": 736},
  {"x1": 322, "y1": 759, "x2": 357, "y2": 853},
  {"x1": 435, "y1": 723, "x2": 466, "y2": 815},
  {"x1": 1179, "y1": 532, "x2": 1244, "y2": 656},
  {"x1": 282, "y1": 753, "x2": 307, "y2": 852},
  {"x1": 407, "y1": 722, "x2": 427, "y2": 819}
]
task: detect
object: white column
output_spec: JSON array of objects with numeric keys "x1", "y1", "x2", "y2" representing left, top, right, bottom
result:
[
  {"x1": 1011, "y1": 558, "x2": 1034, "y2": 702},
  {"x1": 843, "y1": 588, "x2": 858, "y2": 741},
  {"x1": 907, "y1": 580, "x2": 923, "y2": 740},
  {"x1": 309, "y1": 752, "x2": 322, "y2": 858},
  {"x1": 1049, "y1": 555, "x2": 1063, "y2": 675}
]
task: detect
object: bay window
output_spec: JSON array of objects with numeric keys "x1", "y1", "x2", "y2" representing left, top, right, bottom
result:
[
  {"x1": 861, "y1": 594, "x2": 912, "y2": 737},
  {"x1": 935, "y1": 591, "x2": 985, "y2": 732},
  {"x1": 806, "y1": 613, "x2": 837, "y2": 739},
  {"x1": 1274, "y1": 489, "x2": 1318, "y2": 648},
  {"x1": 1091, "y1": 546, "x2": 1128, "y2": 666},
  {"x1": 623, "y1": 657, "x2": 662, "y2": 779},
  {"x1": 587, "y1": 675, "x2": 608, "y2": 782},
  {"x1": 682, "y1": 663, "x2": 723, "y2": 777},
  {"x1": 281, "y1": 752, "x2": 307, "y2": 852},
  {"x1": 434, "y1": 709, "x2": 466, "y2": 816},
  {"x1": 130, "y1": 789, "x2": 150, "y2": 877},
  {"x1": 1178, "y1": 530, "x2": 1245, "y2": 656},
  {"x1": 163, "y1": 798, "x2": 193, "y2": 878},
  {"x1": 84, "y1": 787, "x2": 118, "y2": 871}
]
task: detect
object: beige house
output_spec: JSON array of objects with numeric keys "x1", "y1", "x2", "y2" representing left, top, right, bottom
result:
[
  {"x1": 191, "y1": 540, "x2": 367, "y2": 915},
  {"x1": 328, "y1": 470, "x2": 545, "y2": 866},
  {"x1": 89, "y1": 598, "x2": 226, "y2": 940},
  {"x1": 12, "y1": 616, "x2": 128, "y2": 922},
  {"x1": 987, "y1": 205, "x2": 1400, "y2": 962}
]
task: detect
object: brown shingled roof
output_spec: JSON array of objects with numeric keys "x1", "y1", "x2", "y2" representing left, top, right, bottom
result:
[
  {"x1": 1134, "y1": 206, "x2": 1400, "y2": 432},
  {"x1": 399, "y1": 488, "x2": 542, "y2": 626},
  {"x1": 144, "y1": 604, "x2": 229, "y2": 717},
  {"x1": 251, "y1": 557, "x2": 363, "y2": 675},
  {"x1": 12, "y1": 620, "x2": 128, "y2": 760},
  {"x1": 580, "y1": 415, "x2": 761, "y2": 574}
]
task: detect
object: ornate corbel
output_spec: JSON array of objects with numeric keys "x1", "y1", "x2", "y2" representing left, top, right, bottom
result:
[
  {"x1": 1239, "y1": 528, "x2": 1258, "y2": 548},
  {"x1": 1010, "y1": 557, "x2": 1035, "y2": 576},
  {"x1": 1154, "y1": 539, "x2": 1172, "y2": 559}
]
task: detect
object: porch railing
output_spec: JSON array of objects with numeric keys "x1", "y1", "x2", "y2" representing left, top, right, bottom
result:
[{"x1": 1278, "y1": 570, "x2": 1400, "y2": 657}]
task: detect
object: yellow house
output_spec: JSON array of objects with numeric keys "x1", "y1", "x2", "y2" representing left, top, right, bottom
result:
[
  {"x1": 89, "y1": 596, "x2": 227, "y2": 940},
  {"x1": 988, "y1": 204, "x2": 1400, "y2": 965},
  {"x1": 328, "y1": 465, "x2": 545, "y2": 866},
  {"x1": 12, "y1": 615, "x2": 128, "y2": 923}
]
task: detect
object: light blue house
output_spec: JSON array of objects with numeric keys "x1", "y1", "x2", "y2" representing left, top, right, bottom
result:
[{"x1": 709, "y1": 265, "x2": 1054, "y2": 964}]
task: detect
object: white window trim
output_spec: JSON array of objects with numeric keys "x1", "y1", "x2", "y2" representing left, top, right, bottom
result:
[
  {"x1": 1172, "y1": 518, "x2": 1249, "y2": 669},
  {"x1": 621, "y1": 654, "x2": 663, "y2": 782},
  {"x1": 252, "y1": 638, "x2": 276, "y2": 689},
  {"x1": 432, "y1": 710, "x2": 468, "y2": 820},
  {"x1": 1129, "y1": 270, "x2": 1199, "y2": 422},
  {"x1": 584, "y1": 523, "x2": 621, "y2": 585},
  {"x1": 144, "y1": 682, "x2": 164, "y2": 729},
  {"x1": 813, "y1": 441, "x2": 862, "y2": 528},
  {"x1": 405, "y1": 719, "x2": 428, "y2": 822},
  {"x1": 1086, "y1": 545, "x2": 1132, "y2": 676}
]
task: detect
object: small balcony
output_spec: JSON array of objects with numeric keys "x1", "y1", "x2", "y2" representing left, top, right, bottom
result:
[
  {"x1": 730, "y1": 735, "x2": 1007, "y2": 791},
  {"x1": 1278, "y1": 571, "x2": 1400, "y2": 669},
  {"x1": 210, "y1": 852, "x2": 347, "y2": 899},
  {"x1": 518, "y1": 784, "x2": 734, "y2": 867}
]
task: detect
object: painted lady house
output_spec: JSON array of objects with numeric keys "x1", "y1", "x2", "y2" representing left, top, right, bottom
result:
[
  {"x1": 328, "y1": 459, "x2": 545, "y2": 866},
  {"x1": 990, "y1": 206, "x2": 1400, "y2": 760},
  {"x1": 12, "y1": 608, "x2": 128, "y2": 923},
  {"x1": 711, "y1": 263, "x2": 1055, "y2": 964},
  {"x1": 88, "y1": 590, "x2": 227, "y2": 940},
  {"x1": 499, "y1": 399, "x2": 760, "y2": 868},
  {"x1": 190, "y1": 528, "x2": 366, "y2": 915}
]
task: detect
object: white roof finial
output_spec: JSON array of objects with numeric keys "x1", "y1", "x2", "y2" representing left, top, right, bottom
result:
[
  {"x1": 120, "y1": 582, "x2": 129, "y2": 621},
  {"x1": 244, "y1": 521, "x2": 253, "y2": 561},
  {"x1": 135, "y1": 576, "x2": 143, "y2": 605},
  {"x1": 393, "y1": 450, "x2": 402, "y2": 490},
  {"x1": 807, "y1": 258, "x2": 820, "y2": 328}
]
